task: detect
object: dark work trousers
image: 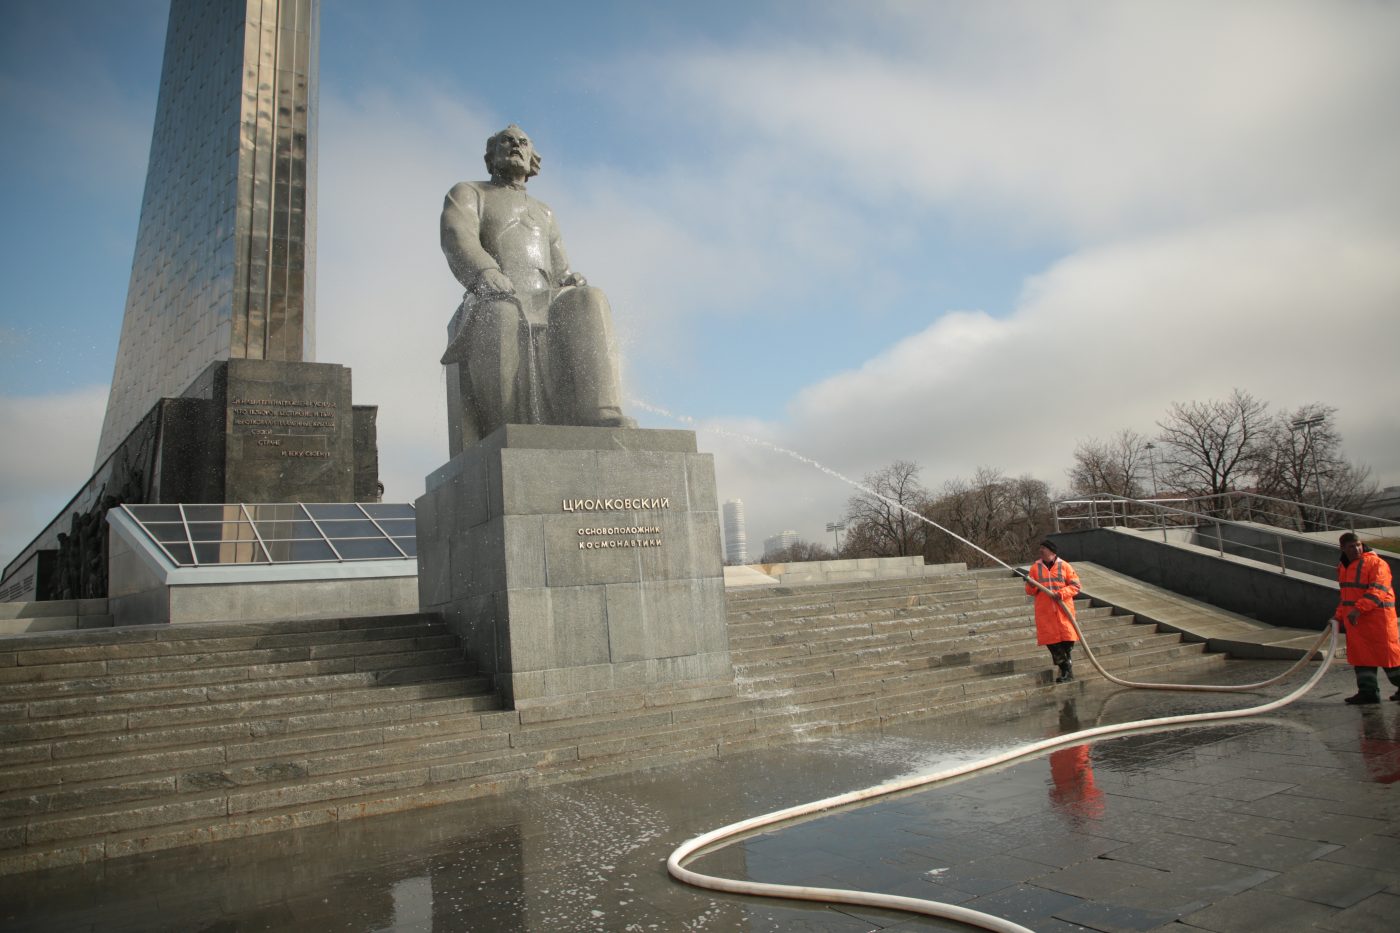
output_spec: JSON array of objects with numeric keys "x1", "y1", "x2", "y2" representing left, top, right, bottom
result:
[
  {"x1": 1353, "y1": 665, "x2": 1400, "y2": 699},
  {"x1": 1047, "y1": 641, "x2": 1075, "y2": 667}
]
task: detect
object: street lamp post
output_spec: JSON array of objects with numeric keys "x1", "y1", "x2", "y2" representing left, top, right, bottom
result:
[
  {"x1": 1144, "y1": 442, "x2": 1159, "y2": 498},
  {"x1": 1290, "y1": 414, "x2": 1327, "y2": 527},
  {"x1": 825, "y1": 521, "x2": 846, "y2": 551}
]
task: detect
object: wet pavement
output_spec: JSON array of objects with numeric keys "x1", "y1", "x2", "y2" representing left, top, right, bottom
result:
[{"x1": 2, "y1": 660, "x2": 1399, "y2": 932}]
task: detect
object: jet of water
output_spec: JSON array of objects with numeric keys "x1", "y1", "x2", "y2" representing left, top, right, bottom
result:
[{"x1": 627, "y1": 398, "x2": 1017, "y2": 574}]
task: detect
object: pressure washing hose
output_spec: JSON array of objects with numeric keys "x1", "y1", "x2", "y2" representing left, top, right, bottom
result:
[
  {"x1": 668, "y1": 621, "x2": 1339, "y2": 933},
  {"x1": 636, "y1": 402, "x2": 1343, "y2": 927}
]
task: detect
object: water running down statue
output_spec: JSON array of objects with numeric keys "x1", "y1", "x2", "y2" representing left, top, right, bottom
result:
[{"x1": 439, "y1": 124, "x2": 631, "y2": 454}]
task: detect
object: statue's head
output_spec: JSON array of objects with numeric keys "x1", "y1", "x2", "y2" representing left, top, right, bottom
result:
[{"x1": 484, "y1": 124, "x2": 541, "y2": 182}]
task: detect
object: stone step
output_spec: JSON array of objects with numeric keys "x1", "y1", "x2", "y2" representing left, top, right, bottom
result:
[
  {"x1": 725, "y1": 592, "x2": 1033, "y2": 640},
  {"x1": 723, "y1": 572, "x2": 981, "y2": 603},
  {"x1": 0, "y1": 679, "x2": 913, "y2": 854},
  {"x1": 729, "y1": 605, "x2": 1114, "y2": 668},
  {"x1": 0, "y1": 681, "x2": 750, "y2": 808},
  {"x1": 728, "y1": 599, "x2": 1108, "y2": 650},
  {"x1": 736, "y1": 626, "x2": 1188, "y2": 695},
  {"x1": 0, "y1": 622, "x2": 450, "y2": 671},
  {"x1": 0, "y1": 675, "x2": 485, "y2": 744},
  {"x1": 732, "y1": 610, "x2": 1042, "y2": 662},
  {"x1": 0, "y1": 612, "x2": 442, "y2": 655},
  {"x1": 0, "y1": 690, "x2": 506, "y2": 796},
  {"x1": 0, "y1": 693, "x2": 776, "y2": 852},
  {"x1": 869, "y1": 644, "x2": 1223, "y2": 717},
  {"x1": 0, "y1": 690, "x2": 508, "y2": 770},
  {"x1": 725, "y1": 571, "x2": 1013, "y2": 602},
  {"x1": 0, "y1": 643, "x2": 470, "y2": 703},
  {"x1": 726, "y1": 583, "x2": 1026, "y2": 624}
]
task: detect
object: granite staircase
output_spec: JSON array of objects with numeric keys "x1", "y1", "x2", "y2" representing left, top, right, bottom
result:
[{"x1": 0, "y1": 570, "x2": 1229, "y2": 874}]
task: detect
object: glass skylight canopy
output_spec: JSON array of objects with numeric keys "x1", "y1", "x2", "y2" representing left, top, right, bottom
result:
[{"x1": 121, "y1": 503, "x2": 417, "y2": 568}]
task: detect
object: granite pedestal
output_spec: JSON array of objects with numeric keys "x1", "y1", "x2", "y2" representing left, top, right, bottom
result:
[{"x1": 416, "y1": 425, "x2": 732, "y2": 708}]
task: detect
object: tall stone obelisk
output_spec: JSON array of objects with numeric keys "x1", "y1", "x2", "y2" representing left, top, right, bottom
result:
[{"x1": 96, "y1": 0, "x2": 321, "y2": 466}]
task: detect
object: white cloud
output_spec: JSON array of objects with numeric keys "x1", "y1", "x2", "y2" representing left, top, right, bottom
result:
[
  {"x1": 0, "y1": 386, "x2": 106, "y2": 567},
  {"x1": 652, "y1": 0, "x2": 1400, "y2": 238},
  {"x1": 709, "y1": 211, "x2": 1400, "y2": 548},
  {"x1": 313, "y1": 88, "x2": 499, "y2": 501}
]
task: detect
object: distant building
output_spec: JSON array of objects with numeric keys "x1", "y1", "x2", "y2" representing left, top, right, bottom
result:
[
  {"x1": 722, "y1": 499, "x2": 748, "y2": 564},
  {"x1": 763, "y1": 530, "x2": 799, "y2": 559}
]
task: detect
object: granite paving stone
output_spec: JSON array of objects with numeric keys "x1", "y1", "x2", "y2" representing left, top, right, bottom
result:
[
  {"x1": 1098, "y1": 832, "x2": 1239, "y2": 871},
  {"x1": 1032, "y1": 856, "x2": 1167, "y2": 899},
  {"x1": 1052, "y1": 900, "x2": 1183, "y2": 932},
  {"x1": 1176, "y1": 888, "x2": 1340, "y2": 932},
  {"x1": 1014, "y1": 831, "x2": 1130, "y2": 867},
  {"x1": 1162, "y1": 810, "x2": 1292, "y2": 845},
  {"x1": 1318, "y1": 831, "x2": 1400, "y2": 870},
  {"x1": 1256, "y1": 857, "x2": 1393, "y2": 908},
  {"x1": 1204, "y1": 833, "x2": 1340, "y2": 871},
  {"x1": 1316, "y1": 891, "x2": 1400, "y2": 931},
  {"x1": 963, "y1": 883, "x2": 1086, "y2": 928}
]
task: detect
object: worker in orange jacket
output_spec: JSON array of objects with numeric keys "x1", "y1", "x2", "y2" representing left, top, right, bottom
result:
[
  {"x1": 1335, "y1": 532, "x2": 1400, "y2": 705},
  {"x1": 1024, "y1": 540, "x2": 1082, "y2": 683}
]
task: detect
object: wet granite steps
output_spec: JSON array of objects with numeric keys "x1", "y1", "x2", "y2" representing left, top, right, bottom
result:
[
  {"x1": 0, "y1": 570, "x2": 1235, "y2": 874},
  {"x1": 726, "y1": 579, "x2": 1016, "y2": 624}
]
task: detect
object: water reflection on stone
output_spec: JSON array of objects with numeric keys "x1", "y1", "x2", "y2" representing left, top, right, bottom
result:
[
  {"x1": 1046, "y1": 701, "x2": 1105, "y2": 825},
  {"x1": 1357, "y1": 708, "x2": 1400, "y2": 784}
]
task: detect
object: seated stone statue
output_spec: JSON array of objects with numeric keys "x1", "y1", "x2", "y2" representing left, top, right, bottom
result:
[{"x1": 440, "y1": 124, "x2": 630, "y2": 454}]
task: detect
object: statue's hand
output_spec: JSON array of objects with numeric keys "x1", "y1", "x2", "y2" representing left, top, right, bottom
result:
[
  {"x1": 559, "y1": 271, "x2": 588, "y2": 288},
  {"x1": 471, "y1": 267, "x2": 515, "y2": 297}
]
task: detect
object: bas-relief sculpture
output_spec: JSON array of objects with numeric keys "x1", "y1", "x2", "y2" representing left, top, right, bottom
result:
[{"x1": 440, "y1": 125, "x2": 632, "y2": 454}]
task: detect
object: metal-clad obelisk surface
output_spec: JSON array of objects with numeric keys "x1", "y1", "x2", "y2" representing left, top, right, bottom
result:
[{"x1": 95, "y1": 0, "x2": 319, "y2": 466}]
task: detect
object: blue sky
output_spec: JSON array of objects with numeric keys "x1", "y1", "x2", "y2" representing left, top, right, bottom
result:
[{"x1": 2, "y1": 0, "x2": 1398, "y2": 565}]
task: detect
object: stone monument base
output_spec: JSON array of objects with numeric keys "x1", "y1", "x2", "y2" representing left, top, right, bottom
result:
[
  {"x1": 1, "y1": 358, "x2": 380, "y2": 602},
  {"x1": 416, "y1": 425, "x2": 733, "y2": 708}
]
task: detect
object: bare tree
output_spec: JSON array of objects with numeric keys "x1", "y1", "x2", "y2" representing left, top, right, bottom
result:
[
  {"x1": 843, "y1": 460, "x2": 929, "y2": 557},
  {"x1": 922, "y1": 468, "x2": 1054, "y2": 567},
  {"x1": 1155, "y1": 389, "x2": 1270, "y2": 496},
  {"x1": 1256, "y1": 404, "x2": 1378, "y2": 522},
  {"x1": 761, "y1": 540, "x2": 836, "y2": 563},
  {"x1": 1068, "y1": 429, "x2": 1151, "y2": 497}
]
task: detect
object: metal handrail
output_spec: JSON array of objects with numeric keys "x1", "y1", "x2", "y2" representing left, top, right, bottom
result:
[
  {"x1": 1052, "y1": 493, "x2": 1394, "y2": 579},
  {"x1": 1151, "y1": 490, "x2": 1400, "y2": 534}
]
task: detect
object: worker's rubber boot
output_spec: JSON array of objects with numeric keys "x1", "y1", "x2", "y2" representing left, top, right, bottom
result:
[
  {"x1": 1056, "y1": 660, "x2": 1073, "y2": 684},
  {"x1": 1349, "y1": 669, "x2": 1382, "y2": 705}
]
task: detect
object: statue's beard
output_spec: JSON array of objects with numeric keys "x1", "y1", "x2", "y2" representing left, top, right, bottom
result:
[{"x1": 490, "y1": 152, "x2": 531, "y2": 183}]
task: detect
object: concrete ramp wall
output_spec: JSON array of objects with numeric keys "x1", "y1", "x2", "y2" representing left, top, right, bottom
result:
[{"x1": 1051, "y1": 527, "x2": 1336, "y2": 630}]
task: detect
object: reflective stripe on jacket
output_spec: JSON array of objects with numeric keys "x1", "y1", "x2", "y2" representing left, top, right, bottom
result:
[
  {"x1": 1025, "y1": 557, "x2": 1081, "y2": 645},
  {"x1": 1335, "y1": 550, "x2": 1400, "y2": 668}
]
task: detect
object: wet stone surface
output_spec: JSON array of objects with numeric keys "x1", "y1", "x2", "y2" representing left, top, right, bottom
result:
[{"x1": 3, "y1": 662, "x2": 1400, "y2": 931}]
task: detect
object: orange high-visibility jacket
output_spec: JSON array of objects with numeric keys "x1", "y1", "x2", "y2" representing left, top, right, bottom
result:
[
  {"x1": 1335, "y1": 550, "x2": 1400, "y2": 668},
  {"x1": 1026, "y1": 557, "x2": 1081, "y2": 645}
]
